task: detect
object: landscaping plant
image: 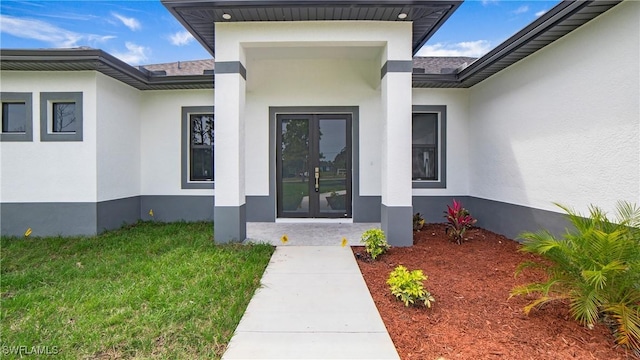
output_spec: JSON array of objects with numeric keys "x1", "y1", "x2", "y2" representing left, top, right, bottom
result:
[
  {"x1": 387, "y1": 265, "x2": 435, "y2": 308},
  {"x1": 413, "y1": 212, "x2": 425, "y2": 231},
  {"x1": 361, "y1": 228, "x2": 389, "y2": 260},
  {"x1": 444, "y1": 199, "x2": 477, "y2": 244},
  {"x1": 510, "y1": 201, "x2": 640, "y2": 352}
]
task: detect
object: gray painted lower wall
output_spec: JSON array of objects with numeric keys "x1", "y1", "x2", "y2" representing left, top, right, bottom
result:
[
  {"x1": 246, "y1": 196, "x2": 274, "y2": 222},
  {"x1": 412, "y1": 195, "x2": 570, "y2": 241},
  {"x1": 97, "y1": 196, "x2": 140, "y2": 232},
  {"x1": 381, "y1": 204, "x2": 413, "y2": 247},
  {"x1": 214, "y1": 204, "x2": 246, "y2": 243},
  {"x1": 353, "y1": 196, "x2": 382, "y2": 222},
  {"x1": 1, "y1": 195, "x2": 570, "y2": 241},
  {"x1": 464, "y1": 197, "x2": 570, "y2": 240},
  {"x1": 140, "y1": 195, "x2": 213, "y2": 222},
  {"x1": 1, "y1": 202, "x2": 97, "y2": 237}
]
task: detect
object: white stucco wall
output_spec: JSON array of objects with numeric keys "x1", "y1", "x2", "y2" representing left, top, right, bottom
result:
[
  {"x1": 468, "y1": 0, "x2": 640, "y2": 214},
  {"x1": 139, "y1": 89, "x2": 214, "y2": 196},
  {"x1": 0, "y1": 71, "x2": 98, "y2": 203},
  {"x1": 412, "y1": 88, "x2": 470, "y2": 196},
  {"x1": 96, "y1": 73, "x2": 141, "y2": 201}
]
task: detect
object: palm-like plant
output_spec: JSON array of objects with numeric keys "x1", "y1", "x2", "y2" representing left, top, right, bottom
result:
[{"x1": 511, "y1": 201, "x2": 640, "y2": 351}]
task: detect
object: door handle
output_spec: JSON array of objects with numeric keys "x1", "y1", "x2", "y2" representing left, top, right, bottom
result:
[{"x1": 314, "y1": 167, "x2": 320, "y2": 192}]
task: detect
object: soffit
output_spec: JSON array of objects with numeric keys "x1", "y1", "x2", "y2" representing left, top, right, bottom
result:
[{"x1": 161, "y1": 0, "x2": 462, "y2": 56}]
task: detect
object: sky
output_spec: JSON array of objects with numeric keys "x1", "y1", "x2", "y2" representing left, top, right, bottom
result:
[{"x1": 0, "y1": 0, "x2": 560, "y2": 66}]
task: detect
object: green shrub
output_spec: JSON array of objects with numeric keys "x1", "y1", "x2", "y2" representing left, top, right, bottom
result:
[
  {"x1": 387, "y1": 265, "x2": 435, "y2": 308},
  {"x1": 413, "y1": 213, "x2": 425, "y2": 231},
  {"x1": 361, "y1": 228, "x2": 389, "y2": 260},
  {"x1": 510, "y1": 201, "x2": 640, "y2": 351}
]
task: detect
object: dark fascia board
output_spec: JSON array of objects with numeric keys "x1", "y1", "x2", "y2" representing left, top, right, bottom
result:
[
  {"x1": 412, "y1": 1, "x2": 460, "y2": 56},
  {"x1": 0, "y1": 48, "x2": 214, "y2": 90},
  {"x1": 162, "y1": 0, "x2": 462, "y2": 56}
]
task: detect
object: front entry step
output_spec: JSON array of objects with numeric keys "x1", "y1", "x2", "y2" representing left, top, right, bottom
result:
[{"x1": 245, "y1": 222, "x2": 380, "y2": 246}]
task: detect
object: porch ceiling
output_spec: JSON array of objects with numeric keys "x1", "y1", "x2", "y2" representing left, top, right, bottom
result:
[{"x1": 161, "y1": 0, "x2": 462, "y2": 56}]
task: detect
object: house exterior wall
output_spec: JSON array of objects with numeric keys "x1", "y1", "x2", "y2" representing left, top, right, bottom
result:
[
  {"x1": 411, "y1": 88, "x2": 470, "y2": 223},
  {"x1": 139, "y1": 89, "x2": 215, "y2": 222},
  {"x1": 467, "y1": 0, "x2": 640, "y2": 237},
  {"x1": 0, "y1": 71, "x2": 99, "y2": 236},
  {"x1": 95, "y1": 73, "x2": 142, "y2": 230},
  {"x1": 96, "y1": 73, "x2": 141, "y2": 202}
]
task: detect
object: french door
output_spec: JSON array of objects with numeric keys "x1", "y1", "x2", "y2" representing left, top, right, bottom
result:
[{"x1": 276, "y1": 114, "x2": 352, "y2": 218}]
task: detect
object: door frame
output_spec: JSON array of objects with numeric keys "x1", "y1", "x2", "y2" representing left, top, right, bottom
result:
[{"x1": 276, "y1": 113, "x2": 353, "y2": 218}]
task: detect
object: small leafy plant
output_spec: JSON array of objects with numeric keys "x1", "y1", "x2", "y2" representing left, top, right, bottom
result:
[
  {"x1": 444, "y1": 199, "x2": 477, "y2": 244},
  {"x1": 361, "y1": 228, "x2": 389, "y2": 260},
  {"x1": 413, "y1": 213, "x2": 425, "y2": 231},
  {"x1": 511, "y1": 201, "x2": 640, "y2": 352},
  {"x1": 387, "y1": 265, "x2": 435, "y2": 308}
]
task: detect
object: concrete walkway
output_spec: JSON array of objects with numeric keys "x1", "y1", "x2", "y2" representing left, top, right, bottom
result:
[
  {"x1": 222, "y1": 246, "x2": 400, "y2": 360},
  {"x1": 246, "y1": 221, "x2": 380, "y2": 246}
]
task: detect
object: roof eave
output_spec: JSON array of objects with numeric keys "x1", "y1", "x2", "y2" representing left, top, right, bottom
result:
[
  {"x1": 456, "y1": 0, "x2": 622, "y2": 87},
  {"x1": 0, "y1": 49, "x2": 214, "y2": 90}
]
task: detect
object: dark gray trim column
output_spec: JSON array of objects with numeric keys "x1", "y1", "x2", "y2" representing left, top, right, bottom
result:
[
  {"x1": 381, "y1": 204, "x2": 413, "y2": 247},
  {"x1": 214, "y1": 204, "x2": 246, "y2": 242}
]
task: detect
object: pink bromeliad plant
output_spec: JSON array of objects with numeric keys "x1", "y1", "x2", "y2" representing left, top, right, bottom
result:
[{"x1": 444, "y1": 199, "x2": 477, "y2": 244}]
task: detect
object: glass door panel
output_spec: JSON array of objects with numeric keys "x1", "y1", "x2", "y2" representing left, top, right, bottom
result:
[
  {"x1": 279, "y1": 118, "x2": 310, "y2": 215},
  {"x1": 317, "y1": 118, "x2": 349, "y2": 216}
]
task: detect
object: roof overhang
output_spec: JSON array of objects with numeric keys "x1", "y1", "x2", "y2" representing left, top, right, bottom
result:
[
  {"x1": 0, "y1": 48, "x2": 214, "y2": 90},
  {"x1": 161, "y1": 0, "x2": 462, "y2": 56},
  {"x1": 413, "y1": 0, "x2": 623, "y2": 88}
]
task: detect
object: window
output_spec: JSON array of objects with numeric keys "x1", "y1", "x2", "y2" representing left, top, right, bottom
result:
[
  {"x1": 412, "y1": 105, "x2": 446, "y2": 188},
  {"x1": 182, "y1": 106, "x2": 214, "y2": 189},
  {"x1": 40, "y1": 92, "x2": 83, "y2": 141},
  {"x1": 0, "y1": 92, "x2": 33, "y2": 142}
]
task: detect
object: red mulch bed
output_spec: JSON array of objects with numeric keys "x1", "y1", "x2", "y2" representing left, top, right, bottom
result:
[{"x1": 354, "y1": 223, "x2": 636, "y2": 360}]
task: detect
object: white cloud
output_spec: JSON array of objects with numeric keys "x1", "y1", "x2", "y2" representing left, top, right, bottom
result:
[
  {"x1": 111, "y1": 42, "x2": 148, "y2": 65},
  {"x1": 481, "y1": 0, "x2": 499, "y2": 5},
  {"x1": 112, "y1": 12, "x2": 141, "y2": 31},
  {"x1": 535, "y1": 10, "x2": 548, "y2": 17},
  {"x1": 169, "y1": 31, "x2": 194, "y2": 46},
  {"x1": 417, "y1": 40, "x2": 492, "y2": 58},
  {"x1": 513, "y1": 5, "x2": 529, "y2": 15},
  {"x1": 88, "y1": 34, "x2": 117, "y2": 43},
  {"x1": 0, "y1": 14, "x2": 114, "y2": 47}
]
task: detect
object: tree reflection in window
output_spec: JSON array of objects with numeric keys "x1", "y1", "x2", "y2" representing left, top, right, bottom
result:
[
  {"x1": 190, "y1": 114, "x2": 214, "y2": 181},
  {"x1": 52, "y1": 102, "x2": 76, "y2": 133}
]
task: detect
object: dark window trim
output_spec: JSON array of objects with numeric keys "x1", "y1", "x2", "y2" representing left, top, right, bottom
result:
[
  {"x1": 412, "y1": 105, "x2": 447, "y2": 189},
  {"x1": 181, "y1": 106, "x2": 214, "y2": 189},
  {"x1": 0, "y1": 92, "x2": 33, "y2": 142},
  {"x1": 40, "y1": 92, "x2": 83, "y2": 142}
]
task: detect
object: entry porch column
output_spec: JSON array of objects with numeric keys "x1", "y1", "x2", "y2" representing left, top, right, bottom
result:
[
  {"x1": 214, "y1": 59, "x2": 247, "y2": 243},
  {"x1": 380, "y1": 59, "x2": 413, "y2": 246}
]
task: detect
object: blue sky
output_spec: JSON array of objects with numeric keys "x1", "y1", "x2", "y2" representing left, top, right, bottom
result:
[{"x1": 0, "y1": 0, "x2": 559, "y2": 66}]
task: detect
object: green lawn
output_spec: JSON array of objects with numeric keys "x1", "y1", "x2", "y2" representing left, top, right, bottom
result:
[{"x1": 0, "y1": 221, "x2": 274, "y2": 359}]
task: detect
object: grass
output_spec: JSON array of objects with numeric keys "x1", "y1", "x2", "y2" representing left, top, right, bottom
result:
[{"x1": 0, "y1": 221, "x2": 274, "y2": 359}]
